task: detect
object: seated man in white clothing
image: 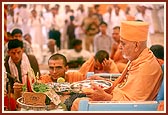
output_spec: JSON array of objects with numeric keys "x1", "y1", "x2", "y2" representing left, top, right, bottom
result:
[{"x1": 66, "y1": 39, "x2": 93, "y2": 68}]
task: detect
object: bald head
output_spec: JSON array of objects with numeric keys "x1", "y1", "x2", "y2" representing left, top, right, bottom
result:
[{"x1": 48, "y1": 53, "x2": 67, "y2": 66}]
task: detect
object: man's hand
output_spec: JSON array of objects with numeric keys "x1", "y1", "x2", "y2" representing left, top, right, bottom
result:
[
  {"x1": 85, "y1": 83, "x2": 112, "y2": 101},
  {"x1": 13, "y1": 82, "x2": 24, "y2": 92},
  {"x1": 87, "y1": 75, "x2": 105, "y2": 80},
  {"x1": 157, "y1": 101, "x2": 164, "y2": 111},
  {"x1": 102, "y1": 58, "x2": 112, "y2": 72}
]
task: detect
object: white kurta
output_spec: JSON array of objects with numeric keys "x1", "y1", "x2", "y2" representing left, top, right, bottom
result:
[
  {"x1": 28, "y1": 16, "x2": 44, "y2": 47},
  {"x1": 135, "y1": 11, "x2": 155, "y2": 34},
  {"x1": 111, "y1": 10, "x2": 126, "y2": 28},
  {"x1": 103, "y1": 12, "x2": 113, "y2": 36}
]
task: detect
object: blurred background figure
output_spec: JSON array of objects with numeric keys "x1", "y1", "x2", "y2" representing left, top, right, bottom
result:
[
  {"x1": 23, "y1": 33, "x2": 34, "y2": 54},
  {"x1": 23, "y1": 33, "x2": 32, "y2": 45},
  {"x1": 4, "y1": 3, "x2": 165, "y2": 79},
  {"x1": 28, "y1": 9, "x2": 44, "y2": 64},
  {"x1": 103, "y1": 5, "x2": 113, "y2": 36},
  {"x1": 111, "y1": 4, "x2": 126, "y2": 28},
  {"x1": 135, "y1": 4, "x2": 155, "y2": 34},
  {"x1": 125, "y1": 6, "x2": 135, "y2": 21},
  {"x1": 42, "y1": 39, "x2": 57, "y2": 65},
  {"x1": 94, "y1": 21, "x2": 112, "y2": 55},
  {"x1": 67, "y1": 15, "x2": 76, "y2": 49},
  {"x1": 93, "y1": 4, "x2": 103, "y2": 23},
  {"x1": 74, "y1": 4, "x2": 87, "y2": 26},
  {"x1": 68, "y1": 39, "x2": 92, "y2": 62},
  {"x1": 28, "y1": 9, "x2": 44, "y2": 49},
  {"x1": 19, "y1": 4, "x2": 30, "y2": 35},
  {"x1": 48, "y1": 6, "x2": 63, "y2": 50},
  {"x1": 82, "y1": 7, "x2": 99, "y2": 52},
  {"x1": 110, "y1": 26, "x2": 128, "y2": 73},
  {"x1": 156, "y1": 4, "x2": 164, "y2": 33}
]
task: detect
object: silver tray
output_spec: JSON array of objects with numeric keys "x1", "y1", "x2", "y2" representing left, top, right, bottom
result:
[
  {"x1": 17, "y1": 97, "x2": 58, "y2": 111},
  {"x1": 70, "y1": 80, "x2": 113, "y2": 92},
  {"x1": 47, "y1": 82, "x2": 71, "y2": 93}
]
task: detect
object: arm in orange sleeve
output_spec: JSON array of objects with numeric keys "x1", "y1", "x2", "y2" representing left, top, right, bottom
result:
[
  {"x1": 66, "y1": 72, "x2": 86, "y2": 83},
  {"x1": 108, "y1": 59, "x2": 119, "y2": 73},
  {"x1": 79, "y1": 56, "x2": 95, "y2": 77}
]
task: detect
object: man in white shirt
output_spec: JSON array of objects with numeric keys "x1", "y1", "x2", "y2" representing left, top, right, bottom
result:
[
  {"x1": 94, "y1": 21, "x2": 113, "y2": 55},
  {"x1": 111, "y1": 5, "x2": 126, "y2": 28},
  {"x1": 103, "y1": 5, "x2": 113, "y2": 36},
  {"x1": 67, "y1": 39, "x2": 92, "y2": 62}
]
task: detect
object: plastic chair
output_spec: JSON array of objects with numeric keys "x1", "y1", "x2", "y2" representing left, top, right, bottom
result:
[{"x1": 79, "y1": 100, "x2": 158, "y2": 111}]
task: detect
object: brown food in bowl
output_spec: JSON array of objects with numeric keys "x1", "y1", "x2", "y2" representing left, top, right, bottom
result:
[{"x1": 22, "y1": 92, "x2": 46, "y2": 106}]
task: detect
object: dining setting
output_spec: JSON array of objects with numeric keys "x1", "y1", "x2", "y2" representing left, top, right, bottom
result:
[
  {"x1": 3, "y1": 3, "x2": 165, "y2": 112},
  {"x1": 5, "y1": 71, "x2": 119, "y2": 111}
]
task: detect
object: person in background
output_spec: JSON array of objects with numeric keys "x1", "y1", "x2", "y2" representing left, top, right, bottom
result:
[
  {"x1": 23, "y1": 33, "x2": 34, "y2": 54},
  {"x1": 67, "y1": 15, "x2": 76, "y2": 49},
  {"x1": 93, "y1": 4, "x2": 103, "y2": 23},
  {"x1": 110, "y1": 26, "x2": 128, "y2": 73},
  {"x1": 28, "y1": 9, "x2": 44, "y2": 50},
  {"x1": 74, "y1": 4, "x2": 87, "y2": 26},
  {"x1": 4, "y1": 28, "x2": 33, "y2": 58},
  {"x1": 79, "y1": 50, "x2": 119, "y2": 77},
  {"x1": 7, "y1": 32, "x2": 13, "y2": 41},
  {"x1": 125, "y1": 6, "x2": 135, "y2": 21},
  {"x1": 135, "y1": 5, "x2": 155, "y2": 34},
  {"x1": 71, "y1": 21, "x2": 162, "y2": 111},
  {"x1": 156, "y1": 4, "x2": 164, "y2": 33},
  {"x1": 94, "y1": 21, "x2": 112, "y2": 55},
  {"x1": 23, "y1": 33, "x2": 32, "y2": 45},
  {"x1": 103, "y1": 5, "x2": 113, "y2": 36},
  {"x1": 82, "y1": 7, "x2": 99, "y2": 52},
  {"x1": 48, "y1": 6, "x2": 63, "y2": 50},
  {"x1": 66, "y1": 39, "x2": 92, "y2": 68},
  {"x1": 111, "y1": 5, "x2": 126, "y2": 28},
  {"x1": 150, "y1": 44, "x2": 164, "y2": 66},
  {"x1": 42, "y1": 39, "x2": 57, "y2": 65}
]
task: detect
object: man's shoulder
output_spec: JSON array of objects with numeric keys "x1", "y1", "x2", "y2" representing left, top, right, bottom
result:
[
  {"x1": 27, "y1": 54, "x2": 36, "y2": 61},
  {"x1": 94, "y1": 33, "x2": 101, "y2": 39}
]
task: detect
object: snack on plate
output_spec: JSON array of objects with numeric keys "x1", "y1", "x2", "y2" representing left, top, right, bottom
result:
[
  {"x1": 57, "y1": 77, "x2": 65, "y2": 83},
  {"x1": 32, "y1": 82, "x2": 50, "y2": 93},
  {"x1": 22, "y1": 92, "x2": 46, "y2": 106},
  {"x1": 70, "y1": 80, "x2": 113, "y2": 93}
]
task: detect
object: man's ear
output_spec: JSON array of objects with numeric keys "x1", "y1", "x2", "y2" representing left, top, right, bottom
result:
[
  {"x1": 135, "y1": 42, "x2": 140, "y2": 52},
  {"x1": 65, "y1": 65, "x2": 69, "y2": 72},
  {"x1": 7, "y1": 50, "x2": 10, "y2": 55}
]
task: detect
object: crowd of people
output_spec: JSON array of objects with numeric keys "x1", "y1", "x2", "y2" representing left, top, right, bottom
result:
[
  {"x1": 5, "y1": 4, "x2": 164, "y2": 64},
  {"x1": 4, "y1": 3, "x2": 165, "y2": 111}
]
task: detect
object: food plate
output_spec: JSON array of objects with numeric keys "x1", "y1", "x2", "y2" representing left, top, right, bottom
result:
[
  {"x1": 17, "y1": 97, "x2": 58, "y2": 111},
  {"x1": 94, "y1": 73, "x2": 121, "y2": 81},
  {"x1": 70, "y1": 80, "x2": 113, "y2": 92},
  {"x1": 47, "y1": 82, "x2": 71, "y2": 93},
  {"x1": 94, "y1": 73, "x2": 121, "y2": 77}
]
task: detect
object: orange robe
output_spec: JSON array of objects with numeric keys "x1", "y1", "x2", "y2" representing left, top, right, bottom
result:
[
  {"x1": 71, "y1": 48, "x2": 163, "y2": 110},
  {"x1": 39, "y1": 72, "x2": 85, "y2": 84},
  {"x1": 79, "y1": 56, "x2": 119, "y2": 77},
  {"x1": 111, "y1": 48, "x2": 162, "y2": 101}
]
